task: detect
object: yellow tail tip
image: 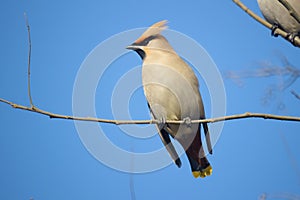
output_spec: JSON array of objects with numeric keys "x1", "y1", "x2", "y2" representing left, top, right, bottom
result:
[
  {"x1": 192, "y1": 165, "x2": 213, "y2": 178},
  {"x1": 192, "y1": 171, "x2": 201, "y2": 178}
]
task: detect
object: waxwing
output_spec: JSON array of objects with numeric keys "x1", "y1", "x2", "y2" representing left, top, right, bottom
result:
[
  {"x1": 257, "y1": 0, "x2": 300, "y2": 42},
  {"x1": 127, "y1": 20, "x2": 212, "y2": 178}
]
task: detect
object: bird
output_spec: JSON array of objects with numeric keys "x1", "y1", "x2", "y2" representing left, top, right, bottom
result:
[
  {"x1": 257, "y1": 0, "x2": 300, "y2": 43},
  {"x1": 126, "y1": 20, "x2": 212, "y2": 178}
]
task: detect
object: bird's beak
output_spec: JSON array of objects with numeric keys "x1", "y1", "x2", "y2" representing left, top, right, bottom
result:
[
  {"x1": 126, "y1": 45, "x2": 136, "y2": 50},
  {"x1": 126, "y1": 43, "x2": 145, "y2": 59},
  {"x1": 126, "y1": 43, "x2": 141, "y2": 50}
]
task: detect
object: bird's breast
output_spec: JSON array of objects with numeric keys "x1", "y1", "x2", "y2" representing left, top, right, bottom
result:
[{"x1": 142, "y1": 62, "x2": 201, "y2": 122}]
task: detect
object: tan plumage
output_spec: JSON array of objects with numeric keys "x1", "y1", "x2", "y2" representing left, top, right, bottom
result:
[
  {"x1": 134, "y1": 20, "x2": 168, "y2": 44},
  {"x1": 127, "y1": 20, "x2": 212, "y2": 178}
]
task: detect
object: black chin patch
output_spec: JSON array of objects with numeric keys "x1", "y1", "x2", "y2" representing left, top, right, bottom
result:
[{"x1": 135, "y1": 49, "x2": 146, "y2": 60}]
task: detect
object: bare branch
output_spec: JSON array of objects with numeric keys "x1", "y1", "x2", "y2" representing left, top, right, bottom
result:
[
  {"x1": 232, "y1": 0, "x2": 300, "y2": 47},
  {"x1": 1, "y1": 12, "x2": 300, "y2": 130},
  {"x1": 1, "y1": 98, "x2": 300, "y2": 124},
  {"x1": 0, "y1": 98, "x2": 154, "y2": 125}
]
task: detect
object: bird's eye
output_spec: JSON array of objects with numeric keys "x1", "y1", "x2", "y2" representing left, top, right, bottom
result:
[
  {"x1": 141, "y1": 35, "x2": 156, "y2": 46},
  {"x1": 144, "y1": 37, "x2": 152, "y2": 45}
]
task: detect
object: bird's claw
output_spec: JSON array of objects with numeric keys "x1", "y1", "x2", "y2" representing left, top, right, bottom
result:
[
  {"x1": 287, "y1": 32, "x2": 299, "y2": 46},
  {"x1": 158, "y1": 117, "x2": 166, "y2": 124},
  {"x1": 183, "y1": 117, "x2": 192, "y2": 127},
  {"x1": 271, "y1": 24, "x2": 280, "y2": 37},
  {"x1": 157, "y1": 117, "x2": 166, "y2": 129}
]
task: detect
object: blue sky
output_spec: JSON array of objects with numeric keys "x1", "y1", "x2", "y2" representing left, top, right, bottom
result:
[{"x1": 1, "y1": 1, "x2": 300, "y2": 200}]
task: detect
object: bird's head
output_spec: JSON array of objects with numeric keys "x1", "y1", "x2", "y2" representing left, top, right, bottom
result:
[{"x1": 126, "y1": 20, "x2": 174, "y2": 60}]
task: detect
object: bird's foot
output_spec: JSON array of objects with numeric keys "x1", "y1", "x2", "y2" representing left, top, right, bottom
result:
[
  {"x1": 271, "y1": 24, "x2": 280, "y2": 37},
  {"x1": 183, "y1": 117, "x2": 192, "y2": 127},
  {"x1": 157, "y1": 117, "x2": 166, "y2": 130},
  {"x1": 287, "y1": 32, "x2": 299, "y2": 46},
  {"x1": 157, "y1": 116, "x2": 166, "y2": 124},
  {"x1": 192, "y1": 165, "x2": 213, "y2": 178}
]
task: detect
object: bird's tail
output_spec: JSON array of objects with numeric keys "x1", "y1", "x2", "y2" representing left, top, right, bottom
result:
[
  {"x1": 192, "y1": 157, "x2": 212, "y2": 178},
  {"x1": 186, "y1": 128, "x2": 212, "y2": 178}
]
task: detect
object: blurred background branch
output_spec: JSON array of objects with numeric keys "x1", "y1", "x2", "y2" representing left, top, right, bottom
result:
[
  {"x1": 259, "y1": 192, "x2": 300, "y2": 200},
  {"x1": 224, "y1": 54, "x2": 300, "y2": 109},
  {"x1": 291, "y1": 90, "x2": 300, "y2": 100}
]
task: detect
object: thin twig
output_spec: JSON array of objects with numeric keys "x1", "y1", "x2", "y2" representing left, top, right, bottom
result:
[
  {"x1": 24, "y1": 12, "x2": 34, "y2": 108},
  {"x1": 232, "y1": 0, "x2": 300, "y2": 47},
  {"x1": 1, "y1": 98, "x2": 300, "y2": 124},
  {"x1": 129, "y1": 145, "x2": 136, "y2": 200}
]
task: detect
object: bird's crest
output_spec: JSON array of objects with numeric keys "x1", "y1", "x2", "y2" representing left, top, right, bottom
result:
[{"x1": 135, "y1": 20, "x2": 168, "y2": 44}]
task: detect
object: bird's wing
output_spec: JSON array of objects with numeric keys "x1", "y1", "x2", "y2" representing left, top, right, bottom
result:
[
  {"x1": 155, "y1": 125, "x2": 182, "y2": 168},
  {"x1": 147, "y1": 102, "x2": 182, "y2": 168},
  {"x1": 199, "y1": 94, "x2": 213, "y2": 155},
  {"x1": 202, "y1": 122, "x2": 213, "y2": 155}
]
